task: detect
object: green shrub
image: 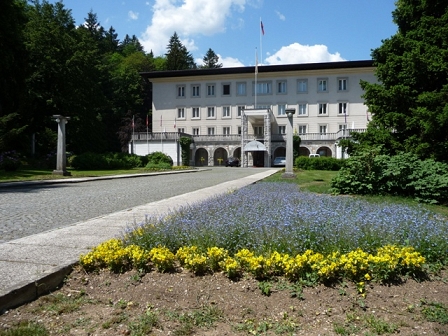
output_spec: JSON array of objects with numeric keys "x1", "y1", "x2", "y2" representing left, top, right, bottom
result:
[
  {"x1": 145, "y1": 162, "x2": 172, "y2": 170},
  {"x1": 69, "y1": 152, "x2": 143, "y2": 170},
  {"x1": 146, "y1": 152, "x2": 173, "y2": 166},
  {"x1": 331, "y1": 148, "x2": 448, "y2": 204},
  {"x1": 295, "y1": 156, "x2": 344, "y2": 171}
]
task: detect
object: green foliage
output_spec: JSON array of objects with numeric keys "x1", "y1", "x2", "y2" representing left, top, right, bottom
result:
[
  {"x1": 331, "y1": 148, "x2": 448, "y2": 203},
  {"x1": 200, "y1": 48, "x2": 222, "y2": 68},
  {"x1": 69, "y1": 152, "x2": 143, "y2": 170},
  {"x1": 421, "y1": 301, "x2": 448, "y2": 324},
  {"x1": 295, "y1": 156, "x2": 344, "y2": 171},
  {"x1": 0, "y1": 321, "x2": 49, "y2": 336},
  {"x1": 165, "y1": 32, "x2": 196, "y2": 70},
  {"x1": 146, "y1": 151, "x2": 173, "y2": 166},
  {"x1": 179, "y1": 137, "x2": 192, "y2": 166},
  {"x1": 359, "y1": 1, "x2": 448, "y2": 162},
  {"x1": 293, "y1": 135, "x2": 301, "y2": 159}
]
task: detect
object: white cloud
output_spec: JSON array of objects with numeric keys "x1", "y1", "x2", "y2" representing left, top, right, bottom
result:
[
  {"x1": 275, "y1": 10, "x2": 285, "y2": 21},
  {"x1": 194, "y1": 54, "x2": 244, "y2": 68},
  {"x1": 128, "y1": 10, "x2": 139, "y2": 20},
  {"x1": 220, "y1": 55, "x2": 244, "y2": 67},
  {"x1": 140, "y1": 0, "x2": 247, "y2": 56},
  {"x1": 265, "y1": 43, "x2": 346, "y2": 65}
]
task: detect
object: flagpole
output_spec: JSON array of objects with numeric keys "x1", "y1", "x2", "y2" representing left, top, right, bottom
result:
[
  {"x1": 255, "y1": 48, "x2": 258, "y2": 108},
  {"x1": 260, "y1": 18, "x2": 263, "y2": 65}
]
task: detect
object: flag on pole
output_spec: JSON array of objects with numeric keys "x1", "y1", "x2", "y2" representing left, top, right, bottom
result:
[
  {"x1": 174, "y1": 117, "x2": 176, "y2": 129},
  {"x1": 261, "y1": 21, "x2": 265, "y2": 35}
]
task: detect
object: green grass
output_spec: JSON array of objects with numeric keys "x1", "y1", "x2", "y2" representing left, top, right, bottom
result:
[
  {"x1": 0, "y1": 321, "x2": 49, "y2": 336},
  {"x1": 0, "y1": 167, "x2": 156, "y2": 182},
  {"x1": 262, "y1": 169, "x2": 338, "y2": 194}
]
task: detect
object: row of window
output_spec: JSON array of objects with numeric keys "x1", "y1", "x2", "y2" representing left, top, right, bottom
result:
[
  {"x1": 177, "y1": 78, "x2": 349, "y2": 98},
  {"x1": 176, "y1": 102, "x2": 349, "y2": 120},
  {"x1": 175, "y1": 124, "x2": 348, "y2": 136}
]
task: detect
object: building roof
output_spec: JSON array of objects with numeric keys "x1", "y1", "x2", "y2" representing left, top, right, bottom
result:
[{"x1": 140, "y1": 60, "x2": 374, "y2": 80}]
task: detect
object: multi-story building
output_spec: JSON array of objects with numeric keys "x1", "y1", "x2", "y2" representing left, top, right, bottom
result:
[{"x1": 137, "y1": 60, "x2": 375, "y2": 167}]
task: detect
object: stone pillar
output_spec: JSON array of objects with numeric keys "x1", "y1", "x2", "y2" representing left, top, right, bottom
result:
[
  {"x1": 52, "y1": 115, "x2": 71, "y2": 176},
  {"x1": 283, "y1": 109, "x2": 296, "y2": 178}
]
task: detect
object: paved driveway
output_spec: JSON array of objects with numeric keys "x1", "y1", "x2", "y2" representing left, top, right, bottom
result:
[{"x1": 0, "y1": 167, "x2": 274, "y2": 243}]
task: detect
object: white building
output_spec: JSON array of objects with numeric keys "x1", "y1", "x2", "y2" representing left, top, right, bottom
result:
[{"x1": 136, "y1": 60, "x2": 375, "y2": 167}]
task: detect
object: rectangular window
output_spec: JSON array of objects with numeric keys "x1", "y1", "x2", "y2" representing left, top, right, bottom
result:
[
  {"x1": 297, "y1": 79, "x2": 308, "y2": 93},
  {"x1": 277, "y1": 80, "x2": 287, "y2": 94},
  {"x1": 223, "y1": 126, "x2": 230, "y2": 135},
  {"x1": 298, "y1": 103, "x2": 307, "y2": 116},
  {"x1": 277, "y1": 104, "x2": 286, "y2": 116},
  {"x1": 177, "y1": 108, "x2": 185, "y2": 119},
  {"x1": 318, "y1": 103, "x2": 328, "y2": 115},
  {"x1": 192, "y1": 127, "x2": 200, "y2": 135},
  {"x1": 207, "y1": 84, "x2": 215, "y2": 96},
  {"x1": 338, "y1": 78, "x2": 348, "y2": 91},
  {"x1": 192, "y1": 107, "x2": 200, "y2": 119},
  {"x1": 177, "y1": 85, "x2": 185, "y2": 97},
  {"x1": 279, "y1": 125, "x2": 286, "y2": 134},
  {"x1": 254, "y1": 81, "x2": 272, "y2": 95},
  {"x1": 298, "y1": 125, "x2": 307, "y2": 135},
  {"x1": 318, "y1": 79, "x2": 328, "y2": 92},
  {"x1": 207, "y1": 107, "x2": 215, "y2": 118},
  {"x1": 192, "y1": 85, "x2": 200, "y2": 97},
  {"x1": 177, "y1": 127, "x2": 185, "y2": 133},
  {"x1": 238, "y1": 126, "x2": 241, "y2": 135},
  {"x1": 338, "y1": 102, "x2": 348, "y2": 115},
  {"x1": 237, "y1": 82, "x2": 246, "y2": 96},
  {"x1": 319, "y1": 125, "x2": 327, "y2": 135},
  {"x1": 237, "y1": 105, "x2": 245, "y2": 117},
  {"x1": 222, "y1": 84, "x2": 230, "y2": 96},
  {"x1": 254, "y1": 126, "x2": 263, "y2": 135},
  {"x1": 222, "y1": 106, "x2": 231, "y2": 118},
  {"x1": 207, "y1": 127, "x2": 215, "y2": 135},
  {"x1": 339, "y1": 124, "x2": 347, "y2": 131}
]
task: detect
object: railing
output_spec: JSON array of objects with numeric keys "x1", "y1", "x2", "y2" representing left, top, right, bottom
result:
[{"x1": 132, "y1": 129, "x2": 367, "y2": 143}]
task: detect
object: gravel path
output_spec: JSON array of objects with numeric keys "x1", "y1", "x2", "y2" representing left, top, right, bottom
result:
[{"x1": 0, "y1": 167, "x2": 271, "y2": 243}]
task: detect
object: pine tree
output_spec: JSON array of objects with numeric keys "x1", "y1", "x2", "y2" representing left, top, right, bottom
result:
[
  {"x1": 201, "y1": 48, "x2": 222, "y2": 68},
  {"x1": 165, "y1": 32, "x2": 196, "y2": 70},
  {"x1": 358, "y1": 0, "x2": 448, "y2": 162}
]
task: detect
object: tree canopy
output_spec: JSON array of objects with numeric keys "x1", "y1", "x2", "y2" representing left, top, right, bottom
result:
[
  {"x1": 165, "y1": 32, "x2": 197, "y2": 70},
  {"x1": 358, "y1": 0, "x2": 448, "y2": 162},
  {"x1": 201, "y1": 48, "x2": 222, "y2": 68}
]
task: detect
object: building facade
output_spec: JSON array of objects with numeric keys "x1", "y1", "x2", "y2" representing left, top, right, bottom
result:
[{"x1": 137, "y1": 60, "x2": 375, "y2": 167}]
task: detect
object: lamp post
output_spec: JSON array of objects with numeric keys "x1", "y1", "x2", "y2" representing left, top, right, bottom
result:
[
  {"x1": 52, "y1": 115, "x2": 71, "y2": 176},
  {"x1": 189, "y1": 142, "x2": 196, "y2": 166},
  {"x1": 282, "y1": 108, "x2": 296, "y2": 178}
]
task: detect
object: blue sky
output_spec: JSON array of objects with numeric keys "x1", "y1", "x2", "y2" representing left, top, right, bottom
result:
[{"x1": 53, "y1": 0, "x2": 398, "y2": 67}]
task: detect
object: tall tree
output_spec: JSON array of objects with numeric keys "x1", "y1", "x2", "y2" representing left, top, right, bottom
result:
[
  {"x1": 201, "y1": 48, "x2": 222, "y2": 68},
  {"x1": 23, "y1": 0, "x2": 107, "y2": 154},
  {"x1": 0, "y1": 0, "x2": 28, "y2": 152},
  {"x1": 165, "y1": 32, "x2": 196, "y2": 70},
  {"x1": 359, "y1": 0, "x2": 448, "y2": 162}
]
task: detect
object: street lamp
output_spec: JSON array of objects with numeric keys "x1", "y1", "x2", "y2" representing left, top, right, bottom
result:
[
  {"x1": 52, "y1": 115, "x2": 71, "y2": 176},
  {"x1": 282, "y1": 108, "x2": 296, "y2": 178}
]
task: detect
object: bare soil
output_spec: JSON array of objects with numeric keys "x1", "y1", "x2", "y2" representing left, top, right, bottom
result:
[{"x1": 1, "y1": 266, "x2": 447, "y2": 336}]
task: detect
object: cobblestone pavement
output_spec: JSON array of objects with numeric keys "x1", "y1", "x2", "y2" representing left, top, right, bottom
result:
[{"x1": 0, "y1": 167, "x2": 272, "y2": 243}]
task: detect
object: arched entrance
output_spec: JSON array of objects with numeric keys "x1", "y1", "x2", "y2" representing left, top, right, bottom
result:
[
  {"x1": 317, "y1": 146, "x2": 332, "y2": 157},
  {"x1": 233, "y1": 147, "x2": 241, "y2": 160},
  {"x1": 195, "y1": 148, "x2": 209, "y2": 166},
  {"x1": 299, "y1": 147, "x2": 310, "y2": 156},
  {"x1": 273, "y1": 147, "x2": 286, "y2": 158},
  {"x1": 214, "y1": 147, "x2": 227, "y2": 166}
]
